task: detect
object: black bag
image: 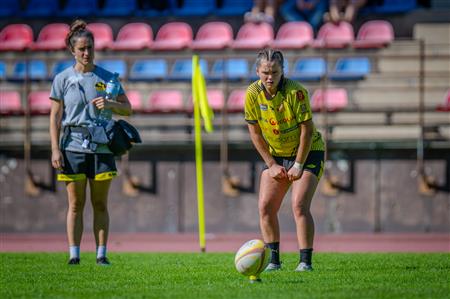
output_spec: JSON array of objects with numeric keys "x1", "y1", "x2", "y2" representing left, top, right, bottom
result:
[{"x1": 104, "y1": 119, "x2": 142, "y2": 156}]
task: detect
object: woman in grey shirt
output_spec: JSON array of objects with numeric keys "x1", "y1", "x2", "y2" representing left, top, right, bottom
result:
[{"x1": 49, "y1": 19, "x2": 132, "y2": 265}]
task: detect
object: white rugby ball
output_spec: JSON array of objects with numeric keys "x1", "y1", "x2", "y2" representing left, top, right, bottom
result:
[{"x1": 234, "y1": 239, "x2": 270, "y2": 276}]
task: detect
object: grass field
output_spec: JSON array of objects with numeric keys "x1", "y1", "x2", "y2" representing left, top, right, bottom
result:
[{"x1": 1, "y1": 252, "x2": 449, "y2": 299}]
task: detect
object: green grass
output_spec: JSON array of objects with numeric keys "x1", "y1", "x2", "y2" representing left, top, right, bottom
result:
[{"x1": 1, "y1": 253, "x2": 449, "y2": 299}]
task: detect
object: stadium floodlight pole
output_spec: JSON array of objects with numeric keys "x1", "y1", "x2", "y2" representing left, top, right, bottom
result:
[{"x1": 192, "y1": 55, "x2": 214, "y2": 252}]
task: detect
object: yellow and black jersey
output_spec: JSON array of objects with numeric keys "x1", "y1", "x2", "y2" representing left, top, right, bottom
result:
[{"x1": 244, "y1": 78, "x2": 325, "y2": 157}]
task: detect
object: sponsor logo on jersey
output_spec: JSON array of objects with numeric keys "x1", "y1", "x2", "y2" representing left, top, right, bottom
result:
[
  {"x1": 268, "y1": 116, "x2": 295, "y2": 126},
  {"x1": 95, "y1": 82, "x2": 106, "y2": 92},
  {"x1": 260, "y1": 104, "x2": 268, "y2": 111},
  {"x1": 297, "y1": 90, "x2": 305, "y2": 101}
]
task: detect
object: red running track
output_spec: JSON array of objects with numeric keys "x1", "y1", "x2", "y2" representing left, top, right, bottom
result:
[{"x1": 0, "y1": 233, "x2": 449, "y2": 253}]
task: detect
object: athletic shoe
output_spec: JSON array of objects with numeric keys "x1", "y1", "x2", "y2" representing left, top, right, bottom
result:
[
  {"x1": 68, "y1": 258, "x2": 80, "y2": 265},
  {"x1": 96, "y1": 257, "x2": 111, "y2": 266},
  {"x1": 264, "y1": 262, "x2": 281, "y2": 272},
  {"x1": 295, "y1": 262, "x2": 313, "y2": 272}
]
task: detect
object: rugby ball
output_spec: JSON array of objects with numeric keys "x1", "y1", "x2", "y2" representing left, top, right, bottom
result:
[{"x1": 234, "y1": 239, "x2": 270, "y2": 276}]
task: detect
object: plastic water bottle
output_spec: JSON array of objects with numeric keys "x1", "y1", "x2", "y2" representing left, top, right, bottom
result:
[{"x1": 97, "y1": 72, "x2": 120, "y2": 125}]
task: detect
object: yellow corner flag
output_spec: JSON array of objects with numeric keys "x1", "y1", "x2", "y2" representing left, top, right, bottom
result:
[{"x1": 191, "y1": 55, "x2": 214, "y2": 252}]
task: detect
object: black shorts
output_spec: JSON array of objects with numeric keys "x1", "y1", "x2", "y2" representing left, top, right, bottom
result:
[
  {"x1": 263, "y1": 151, "x2": 325, "y2": 180},
  {"x1": 57, "y1": 150, "x2": 117, "y2": 181}
]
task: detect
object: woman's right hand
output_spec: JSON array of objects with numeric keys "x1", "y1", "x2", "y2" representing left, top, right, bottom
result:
[
  {"x1": 268, "y1": 164, "x2": 287, "y2": 180},
  {"x1": 51, "y1": 149, "x2": 64, "y2": 171}
]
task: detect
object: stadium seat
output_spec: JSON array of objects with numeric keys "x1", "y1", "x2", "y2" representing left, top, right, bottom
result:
[
  {"x1": 190, "y1": 22, "x2": 233, "y2": 50},
  {"x1": 0, "y1": 0, "x2": 20, "y2": 17},
  {"x1": 60, "y1": 0, "x2": 98, "y2": 17},
  {"x1": 215, "y1": 0, "x2": 253, "y2": 16},
  {"x1": 31, "y1": 23, "x2": 69, "y2": 51},
  {"x1": 436, "y1": 90, "x2": 450, "y2": 112},
  {"x1": 311, "y1": 88, "x2": 348, "y2": 112},
  {"x1": 87, "y1": 23, "x2": 113, "y2": 50},
  {"x1": 271, "y1": 22, "x2": 313, "y2": 49},
  {"x1": 353, "y1": 20, "x2": 394, "y2": 49},
  {"x1": 329, "y1": 57, "x2": 371, "y2": 81},
  {"x1": 290, "y1": 58, "x2": 326, "y2": 81},
  {"x1": 99, "y1": 0, "x2": 137, "y2": 16},
  {"x1": 11, "y1": 60, "x2": 48, "y2": 81},
  {"x1": 0, "y1": 24, "x2": 34, "y2": 51},
  {"x1": 126, "y1": 90, "x2": 144, "y2": 113},
  {"x1": 312, "y1": 22, "x2": 354, "y2": 48},
  {"x1": 0, "y1": 90, "x2": 22, "y2": 115},
  {"x1": 96, "y1": 60, "x2": 127, "y2": 78},
  {"x1": 227, "y1": 89, "x2": 246, "y2": 113},
  {"x1": 209, "y1": 59, "x2": 249, "y2": 81},
  {"x1": 137, "y1": 0, "x2": 173, "y2": 16},
  {"x1": 51, "y1": 59, "x2": 74, "y2": 78},
  {"x1": 129, "y1": 59, "x2": 168, "y2": 81},
  {"x1": 151, "y1": 22, "x2": 193, "y2": 51},
  {"x1": 111, "y1": 23, "x2": 153, "y2": 51},
  {"x1": 372, "y1": 0, "x2": 416, "y2": 13},
  {"x1": 0, "y1": 61, "x2": 6, "y2": 80},
  {"x1": 187, "y1": 89, "x2": 225, "y2": 112},
  {"x1": 172, "y1": 0, "x2": 216, "y2": 16},
  {"x1": 169, "y1": 59, "x2": 208, "y2": 81},
  {"x1": 29, "y1": 90, "x2": 51, "y2": 115},
  {"x1": 146, "y1": 90, "x2": 185, "y2": 113},
  {"x1": 22, "y1": 0, "x2": 59, "y2": 17},
  {"x1": 231, "y1": 22, "x2": 274, "y2": 50}
]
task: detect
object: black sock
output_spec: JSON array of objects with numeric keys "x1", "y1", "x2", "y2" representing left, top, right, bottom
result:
[
  {"x1": 300, "y1": 248, "x2": 313, "y2": 265},
  {"x1": 266, "y1": 242, "x2": 280, "y2": 264}
]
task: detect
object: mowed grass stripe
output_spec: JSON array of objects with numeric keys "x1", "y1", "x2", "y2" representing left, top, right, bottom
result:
[{"x1": 0, "y1": 253, "x2": 448, "y2": 299}]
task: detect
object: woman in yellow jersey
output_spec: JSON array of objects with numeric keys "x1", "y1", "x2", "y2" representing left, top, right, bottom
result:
[
  {"x1": 245, "y1": 49, "x2": 325, "y2": 272},
  {"x1": 49, "y1": 19, "x2": 132, "y2": 265}
]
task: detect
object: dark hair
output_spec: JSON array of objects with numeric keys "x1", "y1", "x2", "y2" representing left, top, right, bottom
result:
[
  {"x1": 65, "y1": 19, "x2": 94, "y2": 50},
  {"x1": 255, "y1": 49, "x2": 284, "y2": 70}
]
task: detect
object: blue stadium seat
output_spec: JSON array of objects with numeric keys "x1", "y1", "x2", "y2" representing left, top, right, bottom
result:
[
  {"x1": 215, "y1": 0, "x2": 253, "y2": 16},
  {"x1": 60, "y1": 0, "x2": 98, "y2": 17},
  {"x1": 0, "y1": 0, "x2": 20, "y2": 17},
  {"x1": 129, "y1": 59, "x2": 168, "y2": 81},
  {"x1": 137, "y1": 0, "x2": 174, "y2": 16},
  {"x1": 169, "y1": 59, "x2": 208, "y2": 81},
  {"x1": 11, "y1": 60, "x2": 48, "y2": 81},
  {"x1": 172, "y1": 0, "x2": 216, "y2": 16},
  {"x1": 22, "y1": 0, "x2": 59, "y2": 17},
  {"x1": 291, "y1": 58, "x2": 326, "y2": 81},
  {"x1": 51, "y1": 60, "x2": 74, "y2": 78},
  {"x1": 97, "y1": 60, "x2": 127, "y2": 79},
  {"x1": 373, "y1": 0, "x2": 417, "y2": 13},
  {"x1": 0, "y1": 61, "x2": 6, "y2": 80},
  {"x1": 329, "y1": 57, "x2": 371, "y2": 81},
  {"x1": 99, "y1": 0, "x2": 136, "y2": 16},
  {"x1": 209, "y1": 59, "x2": 249, "y2": 81}
]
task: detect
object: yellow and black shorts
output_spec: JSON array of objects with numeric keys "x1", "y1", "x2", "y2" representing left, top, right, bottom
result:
[
  {"x1": 57, "y1": 150, "x2": 117, "y2": 182},
  {"x1": 263, "y1": 151, "x2": 325, "y2": 180}
]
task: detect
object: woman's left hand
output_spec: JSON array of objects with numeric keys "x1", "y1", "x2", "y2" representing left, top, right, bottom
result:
[{"x1": 91, "y1": 96, "x2": 111, "y2": 110}]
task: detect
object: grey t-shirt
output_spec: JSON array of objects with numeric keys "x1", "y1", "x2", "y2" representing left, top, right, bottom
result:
[{"x1": 50, "y1": 65, "x2": 125, "y2": 153}]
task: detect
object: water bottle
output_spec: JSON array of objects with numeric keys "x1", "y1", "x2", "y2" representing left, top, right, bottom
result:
[{"x1": 97, "y1": 72, "x2": 120, "y2": 125}]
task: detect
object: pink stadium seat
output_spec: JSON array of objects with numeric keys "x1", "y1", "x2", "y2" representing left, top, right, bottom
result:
[
  {"x1": 312, "y1": 22, "x2": 354, "y2": 49},
  {"x1": 31, "y1": 23, "x2": 70, "y2": 51},
  {"x1": 227, "y1": 89, "x2": 246, "y2": 113},
  {"x1": 29, "y1": 90, "x2": 51, "y2": 115},
  {"x1": 271, "y1": 21, "x2": 313, "y2": 49},
  {"x1": 146, "y1": 90, "x2": 185, "y2": 113},
  {"x1": 111, "y1": 23, "x2": 153, "y2": 51},
  {"x1": 436, "y1": 90, "x2": 450, "y2": 112},
  {"x1": 190, "y1": 22, "x2": 233, "y2": 50},
  {"x1": 353, "y1": 20, "x2": 394, "y2": 49},
  {"x1": 0, "y1": 90, "x2": 22, "y2": 115},
  {"x1": 311, "y1": 88, "x2": 348, "y2": 112},
  {"x1": 87, "y1": 23, "x2": 113, "y2": 50},
  {"x1": 187, "y1": 89, "x2": 225, "y2": 112},
  {"x1": 151, "y1": 22, "x2": 193, "y2": 51},
  {"x1": 126, "y1": 90, "x2": 144, "y2": 113},
  {"x1": 231, "y1": 22, "x2": 274, "y2": 50},
  {"x1": 0, "y1": 24, "x2": 34, "y2": 51}
]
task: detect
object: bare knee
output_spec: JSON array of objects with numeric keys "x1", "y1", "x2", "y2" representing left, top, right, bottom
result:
[
  {"x1": 293, "y1": 202, "x2": 310, "y2": 218},
  {"x1": 259, "y1": 201, "x2": 278, "y2": 220},
  {"x1": 92, "y1": 199, "x2": 108, "y2": 213}
]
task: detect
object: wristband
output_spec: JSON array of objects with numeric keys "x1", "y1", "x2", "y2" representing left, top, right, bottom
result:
[{"x1": 293, "y1": 162, "x2": 304, "y2": 170}]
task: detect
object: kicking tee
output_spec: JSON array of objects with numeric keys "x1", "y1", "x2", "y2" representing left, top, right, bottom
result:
[{"x1": 244, "y1": 78, "x2": 325, "y2": 157}]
